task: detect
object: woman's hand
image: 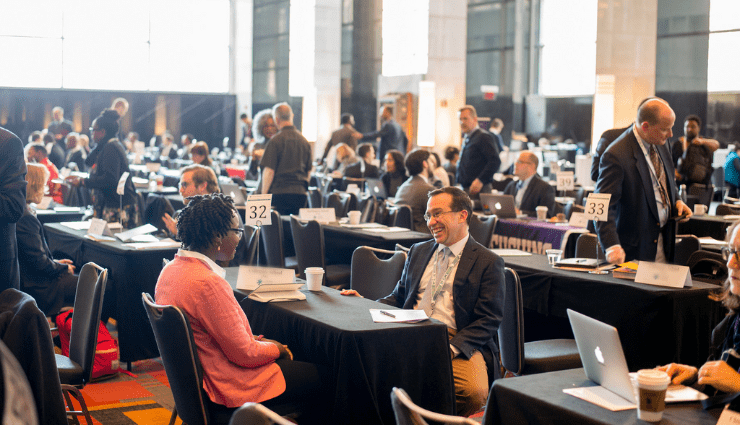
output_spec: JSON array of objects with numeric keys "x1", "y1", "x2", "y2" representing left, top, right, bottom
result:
[
  {"x1": 163, "y1": 213, "x2": 177, "y2": 235},
  {"x1": 261, "y1": 338, "x2": 293, "y2": 361},
  {"x1": 697, "y1": 361, "x2": 740, "y2": 393},
  {"x1": 657, "y1": 363, "x2": 697, "y2": 385},
  {"x1": 340, "y1": 289, "x2": 363, "y2": 297}
]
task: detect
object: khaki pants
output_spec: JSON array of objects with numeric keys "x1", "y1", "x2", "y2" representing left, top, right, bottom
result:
[{"x1": 449, "y1": 329, "x2": 488, "y2": 417}]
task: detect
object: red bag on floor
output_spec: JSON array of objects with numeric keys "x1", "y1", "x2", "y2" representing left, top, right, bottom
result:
[{"x1": 56, "y1": 309, "x2": 120, "y2": 379}]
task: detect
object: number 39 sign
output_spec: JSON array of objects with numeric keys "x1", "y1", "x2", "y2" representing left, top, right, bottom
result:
[
  {"x1": 244, "y1": 194, "x2": 272, "y2": 226},
  {"x1": 584, "y1": 193, "x2": 611, "y2": 222}
]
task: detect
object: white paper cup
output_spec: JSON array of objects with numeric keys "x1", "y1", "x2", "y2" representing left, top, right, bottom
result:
[
  {"x1": 348, "y1": 211, "x2": 362, "y2": 225},
  {"x1": 694, "y1": 204, "x2": 707, "y2": 215},
  {"x1": 536, "y1": 206, "x2": 548, "y2": 221},
  {"x1": 545, "y1": 249, "x2": 562, "y2": 265},
  {"x1": 305, "y1": 267, "x2": 324, "y2": 291},
  {"x1": 634, "y1": 369, "x2": 670, "y2": 422}
]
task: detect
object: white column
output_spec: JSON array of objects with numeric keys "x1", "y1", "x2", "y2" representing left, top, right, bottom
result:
[{"x1": 233, "y1": 0, "x2": 253, "y2": 121}]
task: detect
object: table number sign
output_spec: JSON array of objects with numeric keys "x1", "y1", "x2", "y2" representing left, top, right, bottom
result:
[
  {"x1": 244, "y1": 194, "x2": 272, "y2": 226},
  {"x1": 585, "y1": 193, "x2": 611, "y2": 222},
  {"x1": 557, "y1": 171, "x2": 575, "y2": 191}
]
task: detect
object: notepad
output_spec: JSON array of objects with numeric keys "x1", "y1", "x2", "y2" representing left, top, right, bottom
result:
[{"x1": 369, "y1": 309, "x2": 428, "y2": 323}]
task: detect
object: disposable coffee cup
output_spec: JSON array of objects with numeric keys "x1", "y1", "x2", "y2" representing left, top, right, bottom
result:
[
  {"x1": 694, "y1": 204, "x2": 707, "y2": 215},
  {"x1": 634, "y1": 369, "x2": 670, "y2": 422},
  {"x1": 545, "y1": 249, "x2": 562, "y2": 265},
  {"x1": 348, "y1": 211, "x2": 362, "y2": 225},
  {"x1": 536, "y1": 206, "x2": 548, "y2": 221},
  {"x1": 305, "y1": 267, "x2": 324, "y2": 291}
]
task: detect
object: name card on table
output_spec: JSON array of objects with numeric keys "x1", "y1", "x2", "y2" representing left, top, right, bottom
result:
[
  {"x1": 635, "y1": 262, "x2": 692, "y2": 288},
  {"x1": 584, "y1": 193, "x2": 611, "y2": 222},
  {"x1": 145, "y1": 162, "x2": 161, "y2": 173},
  {"x1": 244, "y1": 194, "x2": 272, "y2": 226},
  {"x1": 299, "y1": 208, "x2": 337, "y2": 223},
  {"x1": 557, "y1": 171, "x2": 575, "y2": 191},
  {"x1": 718, "y1": 405, "x2": 740, "y2": 425},
  {"x1": 236, "y1": 266, "x2": 295, "y2": 291},
  {"x1": 568, "y1": 212, "x2": 588, "y2": 228},
  {"x1": 88, "y1": 218, "x2": 114, "y2": 237}
]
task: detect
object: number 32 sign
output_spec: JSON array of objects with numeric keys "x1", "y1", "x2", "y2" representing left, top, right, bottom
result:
[
  {"x1": 244, "y1": 194, "x2": 272, "y2": 226},
  {"x1": 584, "y1": 193, "x2": 611, "y2": 222}
]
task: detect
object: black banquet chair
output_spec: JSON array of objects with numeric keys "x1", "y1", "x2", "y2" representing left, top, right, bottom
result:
[
  {"x1": 350, "y1": 247, "x2": 407, "y2": 300},
  {"x1": 469, "y1": 214, "x2": 497, "y2": 248},
  {"x1": 390, "y1": 387, "x2": 477, "y2": 425},
  {"x1": 290, "y1": 215, "x2": 351, "y2": 288},
  {"x1": 260, "y1": 209, "x2": 298, "y2": 271},
  {"x1": 498, "y1": 268, "x2": 581, "y2": 376},
  {"x1": 228, "y1": 403, "x2": 294, "y2": 425},
  {"x1": 55, "y1": 263, "x2": 109, "y2": 425}
]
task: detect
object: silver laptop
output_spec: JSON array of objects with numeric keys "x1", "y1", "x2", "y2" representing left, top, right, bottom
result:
[
  {"x1": 221, "y1": 182, "x2": 247, "y2": 205},
  {"x1": 479, "y1": 193, "x2": 517, "y2": 218},
  {"x1": 567, "y1": 309, "x2": 635, "y2": 402},
  {"x1": 365, "y1": 178, "x2": 388, "y2": 199}
]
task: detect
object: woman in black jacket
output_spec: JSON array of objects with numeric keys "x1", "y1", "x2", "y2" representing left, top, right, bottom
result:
[
  {"x1": 68, "y1": 109, "x2": 139, "y2": 228},
  {"x1": 17, "y1": 163, "x2": 77, "y2": 315}
]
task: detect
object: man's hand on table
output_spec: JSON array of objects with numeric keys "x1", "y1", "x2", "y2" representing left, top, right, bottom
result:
[{"x1": 340, "y1": 289, "x2": 363, "y2": 297}]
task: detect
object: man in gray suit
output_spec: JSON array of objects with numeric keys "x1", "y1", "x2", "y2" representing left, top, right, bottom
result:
[
  {"x1": 363, "y1": 106, "x2": 408, "y2": 161},
  {"x1": 394, "y1": 149, "x2": 435, "y2": 233}
]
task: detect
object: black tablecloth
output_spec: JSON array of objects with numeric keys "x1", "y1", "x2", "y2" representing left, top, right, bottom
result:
[
  {"x1": 678, "y1": 215, "x2": 735, "y2": 240},
  {"x1": 226, "y1": 268, "x2": 454, "y2": 425},
  {"x1": 44, "y1": 223, "x2": 178, "y2": 363},
  {"x1": 503, "y1": 254, "x2": 725, "y2": 370},
  {"x1": 485, "y1": 368, "x2": 720, "y2": 425}
]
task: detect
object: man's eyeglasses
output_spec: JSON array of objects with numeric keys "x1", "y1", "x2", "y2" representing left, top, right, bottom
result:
[
  {"x1": 722, "y1": 246, "x2": 739, "y2": 263},
  {"x1": 423, "y1": 210, "x2": 460, "y2": 222},
  {"x1": 179, "y1": 181, "x2": 190, "y2": 189},
  {"x1": 230, "y1": 228, "x2": 244, "y2": 239}
]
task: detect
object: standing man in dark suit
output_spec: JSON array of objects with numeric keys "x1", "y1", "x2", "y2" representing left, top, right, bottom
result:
[
  {"x1": 344, "y1": 143, "x2": 380, "y2": 179},
  {"x1": 363, "y1": 106, "x2": 408, "y2": 161},
  {"x1": 456, "y1": 105, "x2": 500, "y2": 198},
  {"x1": 0, "y1": 127, "x2": 28, "y2": 291},
  {"x1": 342, "y1": 187, "x2": 505, "y2": 417},
  {"x1": 504, "y1": 151, "x2": 555, "y2": 217},
  {"x1": 595, "y1": 98, "x2": 692, "y2": 264},
  {"x1": 590, "y1": 125, "x2": 632, "y2": 183}
]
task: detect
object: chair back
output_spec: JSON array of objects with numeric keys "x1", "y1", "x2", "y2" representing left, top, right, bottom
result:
[
  {"x1": 325, "y1": 192, "x2": 350, "y2": 218},
  {"x1": 688, "y1": 183, "x2": 713, "y2": 207},
  {"x1": 498, "y1": 268, "x2": 524, "y2": 376},
  {"x1": 358, "y1": 195, "x2": 377, "y2": 223},
  {"x1": 350, "y1": 247, "x2": 407, "y2": 300},
  {"x1": 390, "y1": 387, "x2": 477, "y2": 425},
  {"x1": 342, "y1": 177, "x2": 366, "y2": 192},
  {"x1": 469, "y1": 215, "x2": 497, "y2": 248},
  {"x1": 388, "y1": 205, "x2": 413, "y2": 230},
  {"x1": 142, "y1": 293, "x2": 209, "y2": 425},
  {"x1": 68, "y1": 263, "x2": 108, "y2": 386},
  {"x1": 290, "y1": 215, "x2": 326, "y2": 278},
  {"x1": 575, "y1": 233, "x2": 601, "y2": 259},
  {"x1": 244, "y1": 225, "x2": 261, "y2": 265},
  {"x1": 228, "y1": 403, "x2": 294, "y2": 425},
  {"x1": 0, "y1": 339, "x2": 39, "y2": 425},
  {"x1": 261, "y1": 210, "x2": 286, "y2": 268},
  {"x1": 687, "y1": 250, "x2": 728, "y2": 285},
  {"x1": 307, "y1": 187, "x2": 322, "y2": 209},
  {"x1": 674, "y1": 234, "x2": 700, "y2": 266},
  {"x1": 716, "y1": 203, "x2": 740, "y2": 216}
]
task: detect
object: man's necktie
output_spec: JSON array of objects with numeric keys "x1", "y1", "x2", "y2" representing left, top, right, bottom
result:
[
  {"x1": 419, "y1": 248, "x2": 450, "y2": 316},
  {"x1": 649, "y1": 145, "x2": 668, "y2": 206}
]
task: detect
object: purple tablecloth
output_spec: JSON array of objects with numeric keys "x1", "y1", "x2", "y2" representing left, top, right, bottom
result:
[{"x1": 492, "y1": 218, "x2": 583, "y2": 253}]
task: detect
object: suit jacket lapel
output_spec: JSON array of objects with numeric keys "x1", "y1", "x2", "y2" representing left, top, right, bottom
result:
[
  {"x1": 407, "y1": 242, "x2": 438, "y2": 306},
  {"x1": 520, "y1": 175, "x2": 538, "y2": 209},
  {"x1": 452, "y1": 238, "x2": 477, "y2": 309},
  {"x1": 631, "y1": 135, "x2": 660, "y2": 221}
]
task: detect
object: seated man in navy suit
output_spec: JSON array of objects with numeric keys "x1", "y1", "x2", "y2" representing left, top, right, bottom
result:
[
  {"x1": 343, "y1": 187, "x2": 505, "y2": 416},
  {"x1": 504, "y1": 151, "x2": 555, "y2": 217}
]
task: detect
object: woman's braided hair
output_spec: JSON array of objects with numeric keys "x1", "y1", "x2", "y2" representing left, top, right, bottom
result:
[{"x1": 177, "y1": 193, "x2": 235, "y2": 252}]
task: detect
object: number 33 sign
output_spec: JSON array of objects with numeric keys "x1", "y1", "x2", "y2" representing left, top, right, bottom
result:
[
  {"x1": 244, "y1": 194, "x2": 272, "y2": 226},
  {"x1": 584, "y1": 193, "x2": 611, "y2": 222}
]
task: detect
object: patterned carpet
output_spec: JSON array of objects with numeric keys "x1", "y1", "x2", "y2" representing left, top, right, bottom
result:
[{"x1": 67, "y1": 359, "x2": 179, "y2": 425}]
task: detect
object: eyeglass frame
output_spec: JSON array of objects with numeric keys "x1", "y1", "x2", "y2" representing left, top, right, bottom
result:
[
  {"x1": 230, "y1": 228, "x2": 244, "y2": 239},
  {"x1": 423, "y1": 210, "x2": 461, "y2": 222},
  {"x1": 721, "y1": 246, "x2": 739, "y2": 264}
]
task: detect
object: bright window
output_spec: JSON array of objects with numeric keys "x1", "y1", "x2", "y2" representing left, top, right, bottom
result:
[
  {"x1": 539, "y1": 0, "x2": 597, "y2": 96},
  {"x1": 0, "y1": 0, "x2": 230, "y2": 93},
  {"x1": 382, "y1": 0, "x2": 429, "y2": 76},
  {"x1": 708, "y1": 0, "x2": 740, "y2": 92}
]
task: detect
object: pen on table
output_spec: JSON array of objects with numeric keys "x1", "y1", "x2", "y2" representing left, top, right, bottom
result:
[{"x1": 380, "y1": 310, "x2": 396, "y2": 318}]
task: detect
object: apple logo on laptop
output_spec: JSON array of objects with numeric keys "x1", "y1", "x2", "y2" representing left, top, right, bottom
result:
[
  {"x1": 495, "y1": 202, "x2": 502, "y2": 210},
  {"x1": 594, "y1": 346, "x2": 605, "y2": 365}
]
